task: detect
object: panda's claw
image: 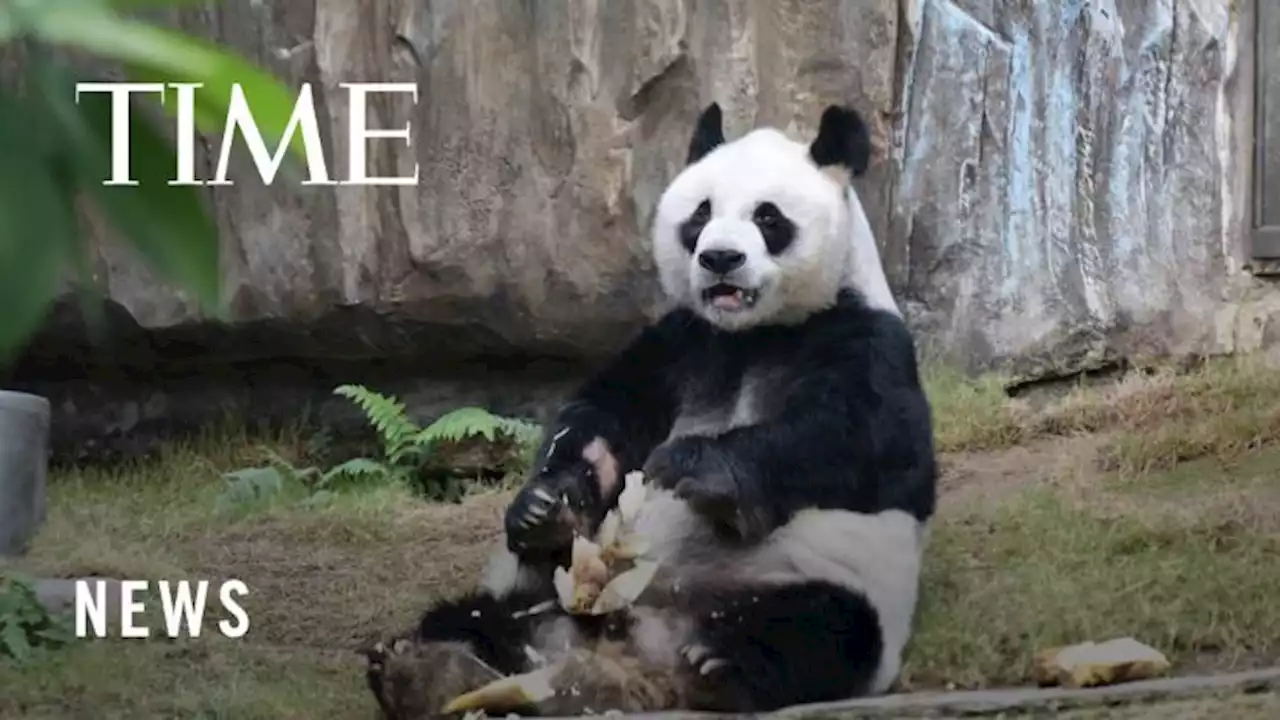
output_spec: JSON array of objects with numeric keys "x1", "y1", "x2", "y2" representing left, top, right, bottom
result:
[
  {"x1": 518, "y1": 491, "x2": 558, "y2": 527},
  {"x1": 680, "y1": 643, "x2": 728, "y2": 677},
  {"x1": 681, "y1": 644, "x2": 709, "y2": 664},
  {"x1": 506, "y1": 477, "x2": 576, "y2": 554},
  {"x1": 699, "y1": 658, "x2": 728, "y2": 676}
]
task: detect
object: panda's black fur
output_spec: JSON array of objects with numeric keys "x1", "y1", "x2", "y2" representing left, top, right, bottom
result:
[{"x1": 365, "y1": 103, "x2": 938, "y2": 717}]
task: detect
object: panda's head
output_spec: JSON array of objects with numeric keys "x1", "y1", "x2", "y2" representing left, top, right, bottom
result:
[{"x1": 652, "y1": 103, "x2": 873, "y2": 331}]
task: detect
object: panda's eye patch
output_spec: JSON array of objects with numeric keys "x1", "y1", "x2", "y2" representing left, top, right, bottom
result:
[
  {"x1": 752, "y1": 201, "x2": 796, "y2": 255},
  {"x1": 679, "y1": 199, "x2": 712, "y2": 253}
]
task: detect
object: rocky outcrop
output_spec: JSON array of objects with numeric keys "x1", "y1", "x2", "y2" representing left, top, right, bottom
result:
[
  {"x1": 4, "y1": 0, "x2": 1276, "y2": 454},
  {"x1": 891, "y1": 0, "x2": 1263, "y2": 379}
]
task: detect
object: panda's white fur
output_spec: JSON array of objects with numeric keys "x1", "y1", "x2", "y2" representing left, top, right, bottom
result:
[
  {"x1": 622, "y1": 490, "x2": 924, "y2": 694},
  {"x1": 842, "y1": 184, "x2": 901, "y2": 318},
  {"x1": 381, "y1": 104, "x2": 938, "y2": 716}
]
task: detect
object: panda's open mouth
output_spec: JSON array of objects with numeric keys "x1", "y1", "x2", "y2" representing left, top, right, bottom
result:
[{"x1": 702, "y1": 283, "x2": 760, "y2": 311}]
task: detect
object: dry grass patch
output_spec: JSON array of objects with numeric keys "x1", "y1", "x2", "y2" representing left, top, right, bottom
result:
[
  {"x1": 0, "y1": 432, "x2": 516, "y2": 719},
  {"x1": 1, "y1": 640, "x2": 366, "y2": 720},
  {"x1": 924, "y1": 355, "x2": 1280, "y2": 475}
]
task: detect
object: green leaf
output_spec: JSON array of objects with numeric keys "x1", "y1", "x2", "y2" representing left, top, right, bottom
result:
[
  {"x1": 223, "y1": 467, "x2": 283, "y2": 493},
  {"x1": 334, "y1": 385, "x2": 419, "y2": 458},
  {"x1": 34, "y1": 7, "x2": 307, "y2": 161},
  {"x1": 30, "y1": 59, "x2": 223, "y2": 315},
  {"x1": 297, "y1": 490, "x2": 336, "y2": 509},
  {"x1": 67, "y1": 234, "x2": 109, "y2": 346},
  {"x1": 416, "y1": 407, "x2": 511, "y2": 445},
  {"x1": 326, "y1": 458, "x2": 386, "y2": 477},
  {"x1": 0, "y1": 7, "x2": 14, "y2": 44},
  {"x1": 320, "y1": 458, "x2": 388, "y2": 488},
  {"x1": 0, "y1": 85, "x2": 80, "y2": 364},
  {"x1": 1, "y1": 623, "x2": 32, "y2": 664},
  {"x1": 2, "y1": 0, "x2": 100, "y2": 38},
  {"x1": 108, "y1": 0, "x2": 215, "y2": 9}
]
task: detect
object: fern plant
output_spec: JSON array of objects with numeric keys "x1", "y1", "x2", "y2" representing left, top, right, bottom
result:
[
  {"x1": 333, "y1": 385, "x2": 421, "y2": 468},
  {"x1": 332, "y1": 384, "x2": 541, "y2": 500},
  {"x1": 215, "y1": 387, "x2": 543, "y2": 512},
  {"x1": 416, "y1": 406, "x2": 542, "y2": 449}
]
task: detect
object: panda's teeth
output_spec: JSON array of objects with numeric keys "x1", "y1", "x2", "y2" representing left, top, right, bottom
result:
[{"x1": 704, "y1": 284, "x2": 758, "y2": 310}]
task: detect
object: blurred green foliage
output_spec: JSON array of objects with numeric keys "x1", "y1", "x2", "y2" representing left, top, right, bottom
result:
[{"x1": 0, "y1": 0, "x2": 305, "y2": 365}]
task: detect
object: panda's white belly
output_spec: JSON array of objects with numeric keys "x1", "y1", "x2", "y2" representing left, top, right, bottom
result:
[{"x1": 632, "y1": 489, "x2": 927, "y2": 694}]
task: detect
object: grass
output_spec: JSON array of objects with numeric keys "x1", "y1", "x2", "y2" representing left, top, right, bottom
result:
[
  {"x1": 2, "y1": 354, "x2": 1279, "y2": 717},
  {"x1": 907, "y1": 447, "x2": 1280, "y2": 689},
  {"x1": 926, "y1": 354, "x2": 1280, "y2": 472}
]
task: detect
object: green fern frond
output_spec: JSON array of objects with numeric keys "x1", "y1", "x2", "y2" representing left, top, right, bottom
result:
[
  {"x1": 505, "y1": 418, "x2": 544, "y2": 449},
  {"x1": 334, "y1": 384, "x2": 420, "y2": 456},
  {"x1": 319, "y1": 458, "x2": 389, "y2": 489},
  {"x1": 412, "y1": 407, "x2": 540, "y2": 449}
]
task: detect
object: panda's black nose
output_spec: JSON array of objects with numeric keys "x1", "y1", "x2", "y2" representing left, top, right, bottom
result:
[{"x1": 698, "y1": 249, "x2": 746, "y2": 275}]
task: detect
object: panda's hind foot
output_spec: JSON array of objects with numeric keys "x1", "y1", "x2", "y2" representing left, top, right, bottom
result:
[
  {"x1": 534, "y1": 644, "x2": 687, "y2": 716},
  {"x1": 361, "y1": 635, "x2": 503, "y2": 720}
]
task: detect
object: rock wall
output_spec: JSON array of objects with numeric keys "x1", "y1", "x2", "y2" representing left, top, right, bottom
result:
[
  {"x1": 893, "y1": 0, "x2": 1269, "y2": 378},
  {"x1": 5, "y1": 0, "x2": 1278, "y2": 456}
]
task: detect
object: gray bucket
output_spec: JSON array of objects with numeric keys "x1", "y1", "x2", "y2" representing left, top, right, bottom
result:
[{"x1": 0, "y1": 389, "x2": 51, "y2": 557}]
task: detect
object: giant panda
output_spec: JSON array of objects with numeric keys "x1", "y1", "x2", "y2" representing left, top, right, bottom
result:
[{"x1": 363, "y1": 101, "x2": 938, "y2": 718}]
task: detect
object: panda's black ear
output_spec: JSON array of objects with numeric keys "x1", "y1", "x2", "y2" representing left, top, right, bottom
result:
[
  {"x1": 687, "y1": 102, "x2": 725, "y2": 165},
  {"x1": 809, "y1": 105, "x2": 872, "y2": 179}
]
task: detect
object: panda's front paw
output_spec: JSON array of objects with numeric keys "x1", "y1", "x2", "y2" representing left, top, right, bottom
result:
[
  {"x1": 644, "y1": 439, "x2": 769, "y2": 543},
  {"x1": 642, "y1": 437, "x2": 703, "y2": 489},
  {"x1": 505, "y1": 475, "x2": 578, "y2": 556},
  {"x1": 506, "y1": 431, "x2": 619, "y2": 557},
  {"x1": 645, "y1": 439, "x2": 738, "y2": 519}
]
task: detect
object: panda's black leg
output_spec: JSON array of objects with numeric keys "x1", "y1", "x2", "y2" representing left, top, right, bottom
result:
[
  {"x1": 411, "y1": 588, "x2": 562, "y2": 674},
  {"x1": 678, "y1": 581, "x2": 885, "y2": 713},
  {"x1": 363, "y1": 589, "x2": 571, "y2": 719}
]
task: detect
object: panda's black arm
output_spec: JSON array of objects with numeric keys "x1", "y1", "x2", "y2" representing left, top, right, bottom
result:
[
  {"x1": 654, "y1": 311, "x2": 937, "y2": 540},
  {"x1": 505, "y1": 309, "x2": 694, "y2": 558},
  {"x1": 542, "y1": 308, "x2": 695, "y2": 474}
]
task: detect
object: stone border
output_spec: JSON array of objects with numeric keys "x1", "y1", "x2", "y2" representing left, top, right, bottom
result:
[{"x1": 552, "y1": 668, "x2": 1280, "y2": 719}]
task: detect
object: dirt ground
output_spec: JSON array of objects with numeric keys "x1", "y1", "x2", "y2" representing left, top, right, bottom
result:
[{"x1": 1, "y1": 356, "x2": 1279, "y2": 718}]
